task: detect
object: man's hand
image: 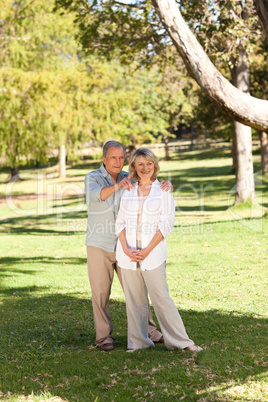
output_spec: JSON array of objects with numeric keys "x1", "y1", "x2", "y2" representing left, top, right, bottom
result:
[
  {"x1": 118, "y1": 172, "x2": 134, "y2": 191},
  {"x1": 160, "y1": 180, "x2": 173, "y2": 192},
  {"x1": 100, "y1": 172, "x2": 134, "y2": 200}
]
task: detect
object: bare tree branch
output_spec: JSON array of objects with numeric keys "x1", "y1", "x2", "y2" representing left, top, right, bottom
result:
[{"x1": 152, "y1": 0, "x2": 268, "y2": 132}]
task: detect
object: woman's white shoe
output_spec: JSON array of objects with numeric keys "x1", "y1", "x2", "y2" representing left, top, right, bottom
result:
[{"x1": 186, "y1": 345, "x2": 203, "y2": 352}]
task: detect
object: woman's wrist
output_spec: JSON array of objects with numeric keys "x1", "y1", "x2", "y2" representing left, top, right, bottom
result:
[
  {"x1": 143, "y1": 246, "x2": 151, "y2": 258},
  {"x1": 123, "y1": 246, "x2": 129, "y2": 254}
]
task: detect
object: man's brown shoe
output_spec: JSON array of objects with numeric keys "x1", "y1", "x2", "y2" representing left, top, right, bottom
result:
[
  {"x1": 155, "y1": 336, "x2": 165, "y2": 344},
  {"x1": 99, "y1": 343, "x2": 114, "y2": 351}
]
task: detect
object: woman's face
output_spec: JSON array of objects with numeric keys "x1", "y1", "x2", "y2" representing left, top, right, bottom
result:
[{"x1": 134, "y1": 156, "x2": 155, "y2": 181}]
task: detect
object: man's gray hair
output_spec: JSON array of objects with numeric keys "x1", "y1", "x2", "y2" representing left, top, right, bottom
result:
[{"x1": 103, "y1": 141, "x2": 125, "y2": 158}]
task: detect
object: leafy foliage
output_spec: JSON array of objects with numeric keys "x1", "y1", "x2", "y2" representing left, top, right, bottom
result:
[
  {"x1": 0, "y1": 69, "x2": 52, "y2": 168},
  {"x1": 180, "y1": 1, "x2": 263, "y2": 63},
  {"x1": 0, "y1": 0, "x2": 196, "y2": 171},
  {"x1": 179, "y1": 0, "x2": 268, "y2": 137},
  {"x1": 0, "y1": 0, "x2": 79, "y2": 71},
  {"x1": 55, "y1": 0, "x2": 172, "y2": 66},
  {"x1": 81, "y1": 56, "x2": 194, "y2": 147},
  {"x1": 0, "y1": 0, "x2": 90, "y2": 171},
  {"x1": 0, "y1": 67, "x2": 94, "y2": 168}
]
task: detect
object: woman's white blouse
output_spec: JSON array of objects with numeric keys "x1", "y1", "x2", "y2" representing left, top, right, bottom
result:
[{"x1": 115, "y1": 180, "x2": 175, "y2": 270}]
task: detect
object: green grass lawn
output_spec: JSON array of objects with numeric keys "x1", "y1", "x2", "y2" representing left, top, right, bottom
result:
[{"x1": 0, "y1": 148, "x2": 267, "y2": 401}]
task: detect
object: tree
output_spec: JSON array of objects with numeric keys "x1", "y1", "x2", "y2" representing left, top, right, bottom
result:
[
  {"x1": 253, "y1": 0, "x2": 268, "y2": 43},
  {"x1": 152, "y1": 0, "x2": 268, "y2": 132},
  {"x1": 0, "y1": 69, "x2": 53, "y2": 179},
  {"x1": 1, "y1": 1, "x2": 195, "y2": 178},
  {"x1": 250, "y1": 37, "x2": 268, "y2": 173},
  {"x1": 82, "y1": 57, "x2": 180, "y2": 151},
  {"x1": 179, "y1": 1, "x2": 265, "y2": 202},
  {"x1": 191, "y1": 1, "x2": 258, "y2": 203},
  {"x1": 143, "y1": 57, "x2": 195, "y2": 160},
  {"x1": 55, "y1": 0, "x2": 267, "y2": 205},
  {"x1": 231, "y1": 45, "x2": 254, "y2": 203},
  {"x1": 0, "y1": 0, "x2": 79, "y2": 70},
  {"x1": 55, "y1": 0, "x2": 268, "y2": 132},
  {"x1": 0, "y1": 68, "x2": 93, "y2": 178},
  {"x1": 39, "y1": 69, "x2": 94, "y2": 178},
  {"x1": 0, "y1": 0, "x2": 90, "y2": 179},
  {"x1": 258, "y1": 131, "x2": 268, "y2": 173}
]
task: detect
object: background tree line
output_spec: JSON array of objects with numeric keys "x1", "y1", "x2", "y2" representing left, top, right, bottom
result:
[
  {"x1": 0, "y1": 0, "x2": 267, "y2": 205},
  {"x1": 0, "y1": 0, "x2": 196, "y2": 179},
  {"x1": 54, "y1": 0, "x2": 268, "y2": 204}
]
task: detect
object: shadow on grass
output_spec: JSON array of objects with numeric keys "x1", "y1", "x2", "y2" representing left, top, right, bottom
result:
[
  {"x1": 174, "y1": 164, "x2": 233, "y2": 179},
  {"x1": 0, "y1": 159, "x2": 102, "y2": 184},
  {"x1": 174, "y1": 215, "x2": 267, "y2": 232},
  {"x1": 2, "y1": 212, "x2": 267, "y2": 238},
  {"x1": 0, "y1": 210, "x2": 87, "y2": 235},
  {"x1": 158, "y1": 164, "x2": 236, "y2": 199},
  {"x1": 68, "y1": 160, "x2": 102, "y2": 171},
  {"x1": 0, "y1": 287, "x2": 267, "y2": 401},
  {"x1": 0, "y1": 257, "x2": 87, "y2": 282},
  {"x1": 176, "y1": 204, "x2": 228, "y2": 212},
  {"x1": 171, "y1": 147, "x2": 233, "y2": 161}
]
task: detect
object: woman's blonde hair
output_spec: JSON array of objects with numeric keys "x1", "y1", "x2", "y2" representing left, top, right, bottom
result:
[{"x1": 129, "y1": 148, "x2": 160, "y2": 182}]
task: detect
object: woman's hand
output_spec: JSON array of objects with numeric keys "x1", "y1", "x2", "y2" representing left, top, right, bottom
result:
[
  {"x1": 134, "y1": 231, "x2": 164, "y2": 262},
  {"x1": 135, "y1": 247, "x2": 151, "y2": 261},
  {"x1": 123, "y1": 248, "x2": 143, "y2": 262}
]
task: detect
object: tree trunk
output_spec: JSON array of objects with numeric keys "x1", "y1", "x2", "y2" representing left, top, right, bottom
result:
[
  {"x1": 59, "y1": 144, "x2": 66, "y2": 178},
  {"x1": 231, "y1": 46, "x2": 255, "y2": 204},
  {"x1": 258, "y1": 131, "x2": 268, "y2": 173},
  {"x1": 162, "y1": 134, "x2": 171, "y2": 160},
  {"x1": 234, "y1": 122, "x2": 254, "y2": 204},
  {"x1": 253, "y1": 0, "x2": 268, "y2": 44},
  {"x1": 190, "y1": 125, "x2": 195, "y2": 151},
  {"x1": 9, "y1": 166, "x2": 21, "y2": 182},
  {"x1": 125, "y1": 143, "x2": 136, "y2": 163},
  {"x1": 152, "y1": 0, "x2": 268, "y2": 132},
  {"x1": 125, "y1": 135, "x2": 136, "y2": 163},
  {"x1": 231, "y1": 122, "x2": 237, "y2": 172}
]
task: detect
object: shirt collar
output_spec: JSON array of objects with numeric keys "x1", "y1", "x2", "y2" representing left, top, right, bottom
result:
[
  {"x1": 100, "y1": 163, "x2": 124, "y2": 182},
  {"x1": 100, "y1": 163, "x2": 109, "y2": 178},
  {"x1": 134, "y1": 179, "x2": 159, "y2": 186}
]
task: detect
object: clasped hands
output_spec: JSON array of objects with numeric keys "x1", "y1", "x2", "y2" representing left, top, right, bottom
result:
[{"x1": 124, "y1": 247, "x2": 150, "y2": 262}]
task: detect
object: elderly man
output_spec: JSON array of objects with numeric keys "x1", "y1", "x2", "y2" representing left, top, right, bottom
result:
[{"x1": 85, "y1": 140, "x2": 171, "y2": 351}]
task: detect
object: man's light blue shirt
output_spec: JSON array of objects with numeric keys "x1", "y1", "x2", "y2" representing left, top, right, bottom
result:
[{"x1": 84, "y1": 164, "x2": 128, "y2": 252}]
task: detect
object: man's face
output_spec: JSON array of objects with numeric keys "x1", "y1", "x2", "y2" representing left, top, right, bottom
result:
[{"x1": 102, "y1": 147, "x2": 125, "y2": 178}]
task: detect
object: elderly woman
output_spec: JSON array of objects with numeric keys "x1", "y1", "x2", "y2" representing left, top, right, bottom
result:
[{"x1": 115, "y1": 148, "x2": 202, "y2": 352}]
